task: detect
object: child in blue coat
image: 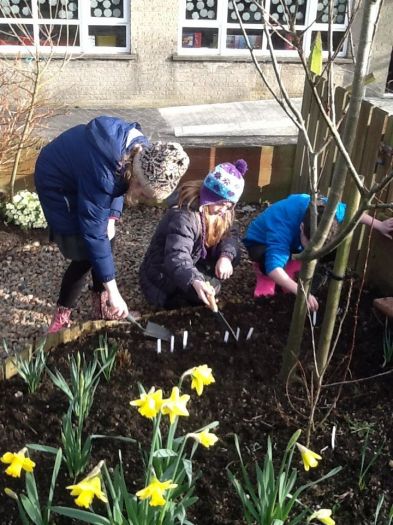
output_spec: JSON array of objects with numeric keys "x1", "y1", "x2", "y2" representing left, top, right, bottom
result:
[
  {"x1": 243, "y1": 194, "x2": 393, "y2": 311},
  {"x1": 35, "y1": 116, "x2": 189, "y2": 333}
]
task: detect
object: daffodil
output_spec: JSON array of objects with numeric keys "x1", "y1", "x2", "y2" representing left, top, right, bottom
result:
[
  {"x1": 4, "y1": 488, "x2": 18, "y2": 500},
  {"x1": 190, "y1": 430, "x2": 218, "y2": 448},
  {"x1": 130, "y1": 387, "x2": 163, "y2": 419},
  {"x1": 136, "y1": 477, "x2": 177, "y2": 507},
  {"x1": 308, "y1": 508, "x2": 335, "y2": 525},
  {"x1": 187, "y1": 365, "x2": 215, "y2": 396},
  {"x1": 1, "y1": 448, "x2": 36, "y2": 478},
  {"x1": 67, "y1": 475, "x2": 108, "y2": 508},
  {"x1": 296, "y1": 443, "x2": 322, "y2": 471},
  {"x1": 161, "y1": 386, "x2": 190, "y2": 424}
]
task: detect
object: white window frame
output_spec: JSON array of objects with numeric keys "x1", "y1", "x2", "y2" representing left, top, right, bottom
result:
[
  {"x1": 0, "y1": 0, "x2": 131, "y2": 54},
  {"x1": 178, "y1": 0, "x2": 349, "y2": 58}
]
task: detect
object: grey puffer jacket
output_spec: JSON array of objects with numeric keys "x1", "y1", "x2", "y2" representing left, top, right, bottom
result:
[{"x1": 139, "y1": 207, "x2": 240, "y2": 307}]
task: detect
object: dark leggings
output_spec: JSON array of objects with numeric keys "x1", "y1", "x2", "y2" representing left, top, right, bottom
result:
[{"x1": 58, "y1": 240, "x2": 115, "y2": 309}]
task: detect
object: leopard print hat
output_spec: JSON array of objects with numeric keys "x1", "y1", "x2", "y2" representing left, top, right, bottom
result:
[{"x1": 134, "y1": 141, "x2": 189, "y2": 200}]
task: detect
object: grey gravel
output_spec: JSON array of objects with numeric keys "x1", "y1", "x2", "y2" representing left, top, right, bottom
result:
[{"x1": 0, "y1": 204, "x2": 260, "y2": 352}]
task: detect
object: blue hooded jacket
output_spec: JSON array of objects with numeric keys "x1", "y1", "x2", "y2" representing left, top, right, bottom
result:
[
  {"x1": 35, "y1": 116, "x2": 149, "y2": 282},
  {"x1": 243, "y1": 194, "x2": 346, "y2": 274}
]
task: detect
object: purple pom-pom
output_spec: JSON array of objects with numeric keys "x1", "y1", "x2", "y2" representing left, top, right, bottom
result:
[{"x1": 234, "y1": 159, "x2": 248, "y2": 176}]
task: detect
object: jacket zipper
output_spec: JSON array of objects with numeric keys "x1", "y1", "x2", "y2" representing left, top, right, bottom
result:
[{"x1": 63, "y1": 196, "x2": 71, "y2": 212}]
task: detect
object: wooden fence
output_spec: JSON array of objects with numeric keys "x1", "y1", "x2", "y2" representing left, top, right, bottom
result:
[{"x1": 289, "y1": 76, "x2": 393, "y2": 288}]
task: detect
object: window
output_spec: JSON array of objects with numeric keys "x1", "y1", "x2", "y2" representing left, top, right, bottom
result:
[
  {"x1": 179, "y1": 0, "x2": 349, "y2": 57},
  {"x1": 0, "y1": 0, "x2": 130, "y2": 53}
]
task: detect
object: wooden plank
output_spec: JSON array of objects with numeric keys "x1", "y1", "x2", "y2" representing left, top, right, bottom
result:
[
  {"x1": 351, "y1": 101, "x2": 373, "y2": 172},
  {"x1": 318, "y1": 85, "x2": 349, "y2": 195},
  {"x1": 258, "y1": 146, "x2": 274, "y2": 188},
  {"x1": 291, "y1": 75, "x2": 314, "y2": 193}
]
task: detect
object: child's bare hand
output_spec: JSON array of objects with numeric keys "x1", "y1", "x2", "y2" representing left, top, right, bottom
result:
[
  {"x1": 378, "y1": 217, "x2": 393, "y2": 239},
  {"x1": 215, "y1": 256, "x2": 233, "y2": 280},
  {"x1": 192, "y1": 279, "x2": 214, "y2": 306},
  {"x1": 307, "y1": 293, "x2": 319, "y2": 312}
]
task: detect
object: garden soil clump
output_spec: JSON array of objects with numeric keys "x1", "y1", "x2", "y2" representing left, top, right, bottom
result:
[{"x1": 0, "y1": 291, "x2": 392, "y2": 524}]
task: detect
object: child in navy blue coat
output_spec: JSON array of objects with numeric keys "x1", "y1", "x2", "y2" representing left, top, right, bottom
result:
[
  {"x1": 243, "y1": 194, "x2": 393, "y2": 311},
  {"x1": 35, "y1": 116, "x2": 189, "y2": 333}
]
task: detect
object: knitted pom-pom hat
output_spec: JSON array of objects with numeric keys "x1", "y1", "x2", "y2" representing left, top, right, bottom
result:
[
  {"x1": 134, "y1": 142, "x2": 190, "y2": 200},
  {"x1": 200, "y1": 159, "x2": 248, "y2": 206}
]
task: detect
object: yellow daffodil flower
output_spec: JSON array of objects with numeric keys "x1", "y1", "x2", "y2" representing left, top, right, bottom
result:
[
  {"x1": 136, "y1": 477, "x2": 177, "y2": 507},
  {"x1": 161, "y1": 387, "x2": 190, "y2": 424},
  {"x1": 1, "y1": 448, "x2": 36, "y2": 478},
  {"x1": 130, "y1": 387, "x2": 163, "y2": 419},
  {"x1": 190, "y1": 430, "x2": 218, "y2": 448},
  {"x1": 66, "y1": 475, "x2": 108, "y2": 508},
  {"x1": 189, "y1": 365, "x2": 215, "y2": 396},
  {"x1": 308, "y1": 508, "x2": 335, "y2": 525},
  {"x1": 296, "y1": 443, "x2": 322, "y2": 471}
]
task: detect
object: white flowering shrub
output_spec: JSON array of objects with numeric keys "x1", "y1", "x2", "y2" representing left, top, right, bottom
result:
[{"x1": 1, "y1": 190, "x2": 47, "y2": 229}]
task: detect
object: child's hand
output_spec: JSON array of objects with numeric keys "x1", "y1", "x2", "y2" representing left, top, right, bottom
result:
[
  {"x1": 215, "y1": 256, "x2": 233, "y2": 280},
  {"x1": 192, "y1": 279, "x2": 214, "y2": 307},
  {"x1": 377, "y1": 217, "x2": 393, "y2": 239},
  {"x1": 107, "y1": 218, "x2": 116, "y2": 240},
  {"x1": 307, "y1": 293, "x2": 319, "y2": 312}
]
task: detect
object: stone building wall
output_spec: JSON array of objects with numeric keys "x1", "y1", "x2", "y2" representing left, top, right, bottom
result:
[{"x1": 30, "y1": 0, "x2": 353, "y2": 108}]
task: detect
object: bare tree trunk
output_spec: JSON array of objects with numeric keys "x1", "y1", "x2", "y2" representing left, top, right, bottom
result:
[
  {"x1": 316, "y1": 0, "x2": 383, "y2": 371},
  {"x1": 281, "y1": 0, "x2": 384, "y2": 381},
  {"x1": 9, "y1": 59, "x2": 41, "y2": 199}
]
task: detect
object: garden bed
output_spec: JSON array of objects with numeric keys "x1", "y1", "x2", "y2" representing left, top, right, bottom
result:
[{"x1": 0, "y1": 291, "x2": 392, "y2": 524}]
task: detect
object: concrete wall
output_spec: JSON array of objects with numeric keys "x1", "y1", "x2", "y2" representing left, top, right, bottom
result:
[
  {"x1": 366, "y1": 1, "x2": 393, "y2": 97},
  {"x1": 1, "y1": 0, "x2": 356, "y2": 109}
]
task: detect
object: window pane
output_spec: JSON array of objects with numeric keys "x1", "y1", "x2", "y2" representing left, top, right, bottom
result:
[
  {"x1": 227, "y1": 0, "x2": 263, "y2": 24},
  {"x1": 90, "y1": 0, "x2": 124, "y2": 19},
  {"x1": 311, "y1": 30, "x2": 346, "y2": 52},
  {"x1": 182, "y1": 27, "x2": 217, "y2": 48},
  {"x1": 269, "y1": 0, "x2": 306, "y2": 25},
  {"x1": 39, "y1": 23, "x2": 79, "y2": 45},
  {"x1": 38, "y1": 0, "x2": 78, "y2": 20},
  {"x1": 226, "y1": 29, "x2": 262, "y2": 49},
  {"x1": 270, "y1": 30, "x2": 297, "y2": 50},
  {"x1": 185, "y1": 0, "x2": 217, "y2": 21},
  {"x1": 88, "y1": 25, "x2": 126, "y2": 47},
  {"x1": 0, "y1": 23, "x2": 33, "y2": 44},
  {"x1": 0, "y1": 0, "x2": 32, "y2": 18},
  {"x1": 316, "y1": 0, "x2": 347, "y2": 24}
]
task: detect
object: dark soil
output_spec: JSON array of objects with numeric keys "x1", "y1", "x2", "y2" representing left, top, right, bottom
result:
[{"x1": 1, "y1": 290, "x2": 392, "y2": 524}]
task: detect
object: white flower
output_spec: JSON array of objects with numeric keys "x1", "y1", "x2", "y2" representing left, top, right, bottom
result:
[{"x1": 1, "y1": 191, "x2": 46, "y2": 230}]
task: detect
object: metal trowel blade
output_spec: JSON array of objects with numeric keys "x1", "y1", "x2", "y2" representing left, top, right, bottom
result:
[{"x1": 144, "y1": 321, "x2": 173, "y2": 342}]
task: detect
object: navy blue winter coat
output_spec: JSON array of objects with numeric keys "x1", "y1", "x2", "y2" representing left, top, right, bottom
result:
[
  {"x1": 35, "y1": 116, "x2": 149, "y2": 283},
  {"x1": 139, "y1": 207, "x2": 240, "y2": 307}
]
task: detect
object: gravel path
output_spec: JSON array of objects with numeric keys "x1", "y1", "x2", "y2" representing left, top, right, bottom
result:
[{"x1": 0, "y1": 204, "x2": 260, "y2": 353}]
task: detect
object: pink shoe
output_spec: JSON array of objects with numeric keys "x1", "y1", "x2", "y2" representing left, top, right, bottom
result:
[
  {"x1": 253, "y1": 263, "x2": 276, "y2": 297},
  {"x1": 48, "y1": 306, "x2": 72, "y2": 334}
]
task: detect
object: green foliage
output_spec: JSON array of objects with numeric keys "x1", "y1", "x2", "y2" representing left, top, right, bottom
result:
[
  {"x1": 47, "y1": 352, "x2": 101, "y2": 424},
  {"x1": 47, "y1": 352, "x2": 103, "y2": 479},
  {"x1": 227, "y1": 430, "x2": 341, "y2": 525},
  {"x1": 358, "y1": 427, "x2": 385, "y2": 491},
  {"x1": 53, "y1": 369, "x2": 218, "y2": 525},
  {"x1": 6, "y1": 447, "x2": 62, "y2": 525},
  {"x1": 374, "y1": 495, "x2": 393, "y2": 525},
  {"x1": 94, "y1": 333, "x2": 118, "y2": 382},
  {"x1": 4, "y1": 339, "x2": 47, "y2": 394},
  {"x1": 382, "y1": 324, "x2": 393, "y2": 367},
  {"x1": 61, "y1": 408, "x2": 92, "y2": 480},
  {"x1": 309, "y1": 32, "x2": 323, "y2": 76}
]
